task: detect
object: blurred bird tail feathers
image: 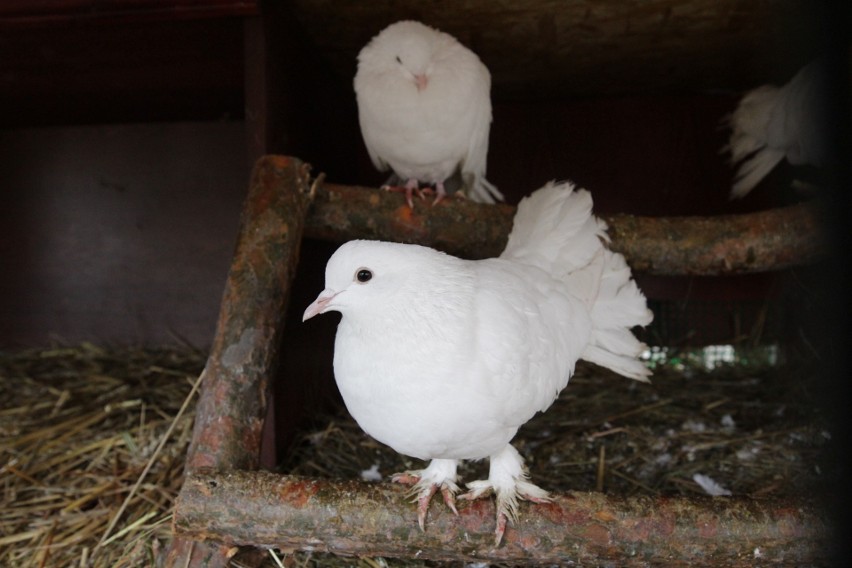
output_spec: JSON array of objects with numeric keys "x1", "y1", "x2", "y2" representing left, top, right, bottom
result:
[
  {"x1": 465, "y1": 175, "x2": 505, "y2": 204},
  {"x1": 503, "y1": 181, "x2": 652, "y2": 381},
  {"x1": 725, "y1": 84, "x2": 784, "y2": 199},
  {"x1": 728, "y1": 85, "x2": 780, "y2": 163},
  {"x1": 729, "y1": 147, "x2": 785, "y2": 199}
]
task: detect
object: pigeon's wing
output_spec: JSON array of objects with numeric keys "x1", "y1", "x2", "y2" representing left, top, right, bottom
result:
[
  {"x1": 358, "y1": 114, "x2": 392, "y2": 173},
  {"x1": 470, "y1": 260, "x2": 591, "y2": 427},
  {"x1": 353, "y1": 70, "x2": 394, "y2": 174},
  {"x1": 366, "y1": 145, "x2": 390, "y2": 173},
  {"x1": 458, "y1": 60, "x2": 504, "y2": 204}
]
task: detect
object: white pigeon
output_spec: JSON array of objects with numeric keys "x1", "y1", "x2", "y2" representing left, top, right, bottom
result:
[
  {"x1": 303, "y1": 181, "x2": 652, "y2": 544},
  {"x1": 354, "y1": 20, "x2": 504, "y2": 207},
  {"x1": 725, "y1": 60, "x2": 828, "y2": 199}
]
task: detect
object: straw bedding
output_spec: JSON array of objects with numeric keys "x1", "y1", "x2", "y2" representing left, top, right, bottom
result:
[{"x1": 1, "y1": 344, "x2": 831, "y2": 567}]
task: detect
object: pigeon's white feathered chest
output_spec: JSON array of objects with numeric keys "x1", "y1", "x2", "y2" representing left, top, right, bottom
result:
[{"x1": 331, "y1": 259, "x2": 591, "y2": 461}]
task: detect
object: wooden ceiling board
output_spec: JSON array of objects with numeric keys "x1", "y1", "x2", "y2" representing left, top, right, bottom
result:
[{"x1": 288, "y1": 0, "x2": 826, "y2": 98}]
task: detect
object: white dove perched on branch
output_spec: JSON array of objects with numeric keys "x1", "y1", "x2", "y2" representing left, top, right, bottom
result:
[
  {"x1": 354, "y1": 20, "x2": 504, "y2": 207},
  {"x1": 303, "y1": 181, "x2": 653, "y2": 545},
  {"x1": 725, "y1": 60, "x2": 828, "y2": 199}
]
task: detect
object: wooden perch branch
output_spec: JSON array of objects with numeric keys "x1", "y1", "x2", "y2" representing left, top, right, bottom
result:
[
  {"x1": 304, "y1": 181, "x2": 826, "y2": 275},
  {"x1": 174, "y1": 469, "x2": 831, "y2": 567}
]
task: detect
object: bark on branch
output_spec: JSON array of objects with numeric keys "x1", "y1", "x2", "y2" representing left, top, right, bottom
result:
[
  {"x1": 304, "y1": 181, "x2": 826, "y2": 275},
  {"x1": 174, "y1": 469, "x2": 831, "y2": 566}
]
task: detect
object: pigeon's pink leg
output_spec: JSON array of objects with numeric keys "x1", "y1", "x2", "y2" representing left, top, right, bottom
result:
[
  {"x1": 433, "y1": 182, "x2": 447, "y2": 206},
  {"x1": 459, "y1": 445, "x2": 550, "y2": 545},
  {"x1": 403, "y1": 178, "x2": 421, "y2": 208}
]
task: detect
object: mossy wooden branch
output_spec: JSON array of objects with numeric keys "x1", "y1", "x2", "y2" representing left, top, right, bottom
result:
[
  {"x1": 304, "y1": 181, "x2": 825, "y2": 275},
  {"x1": 174, "y1": 469, "x2": 830, "y2": 566}
]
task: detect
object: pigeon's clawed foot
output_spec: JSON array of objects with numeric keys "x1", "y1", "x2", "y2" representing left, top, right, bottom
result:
[
  {"x1": 459, "y1": 445, "x2": 550, "y2": 546},
  {"x1": 381, "y1": 178, "x2": 425, "y2": 209},
  {"x1": 418, "y1": 182, "x2": 448, "y2": 206},
  {"x1": 391, "y1": 458, "x2": 459, "y2": 530}
]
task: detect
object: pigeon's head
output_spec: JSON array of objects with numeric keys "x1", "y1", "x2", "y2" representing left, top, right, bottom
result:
[
  {"x1": 356, "y1": 20, "x2": 446, "y2": 92},
  {"x1": 303, "y1": 239, "x2": 449, "y2": 321}
]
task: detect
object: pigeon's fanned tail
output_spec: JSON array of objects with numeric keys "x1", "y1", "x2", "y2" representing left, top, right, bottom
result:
[
  {"x1": 503, "y1": 181, "x2": 652, "y2": 381},
  {"x1": 582, "y1": 249, "x2": 653, "y2": 381},
  {"x1": 500, "y1": 181, "x2": 606, "y2": 283}
]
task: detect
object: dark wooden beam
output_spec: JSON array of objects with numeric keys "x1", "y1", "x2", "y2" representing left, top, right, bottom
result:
[
  {"x1": 0, "y1": 1, "x2": 258, "y2": 27},
  {"x1": 288, "y1": 0, "x2": 824, "y2": 98}
]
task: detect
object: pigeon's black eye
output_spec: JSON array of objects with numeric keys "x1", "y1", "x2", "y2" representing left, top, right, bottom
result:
[
  {"x1": 395, "y1": 55, "x2": 402, "y2": 64},
  {"x1": 356, "y1": 269, "x2": 373, "y2": 283}
]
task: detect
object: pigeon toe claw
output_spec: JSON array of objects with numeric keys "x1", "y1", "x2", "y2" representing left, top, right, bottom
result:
[
  {"x1": 441, "y1": 484, "x2": 459, "y2": 515},
  {"x1": 416, "y1": 483, "x2": 438, "y2": 530},
  {"x1": 494, "y1": 510, "x2": 508, "y2": 546},
  {"x1": 390, "y1": 471, "x2": 420, "y2": 485}
]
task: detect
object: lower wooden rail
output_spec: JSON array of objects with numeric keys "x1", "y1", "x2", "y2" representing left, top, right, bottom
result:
[{"x1": 174, "y1": 469, "x2": 830, "y2": 566}]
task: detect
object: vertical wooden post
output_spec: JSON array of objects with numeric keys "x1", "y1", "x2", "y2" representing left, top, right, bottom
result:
[{"x1": 163, "y1": 155, "x2": 314, "y2": 567}]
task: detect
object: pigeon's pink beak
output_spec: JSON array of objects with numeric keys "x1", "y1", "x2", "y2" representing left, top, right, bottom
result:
[
  {"x1": 414, "y1": 73, "x2": 428, "y2": 91},
  {"x1": 302, "y1": 289, "x2": 338, "y2": 321}
]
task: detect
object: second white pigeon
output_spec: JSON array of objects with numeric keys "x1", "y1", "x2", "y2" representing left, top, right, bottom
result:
[
  {"x1": 303, "y1": 181, "x2": 652, "y2": 544},
  {"x1": 354, "y1": 20, "x2": 503, "y2": 207}
]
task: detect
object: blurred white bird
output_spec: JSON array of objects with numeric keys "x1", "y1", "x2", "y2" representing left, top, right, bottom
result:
[
  {"x1": 725, "y1": 60, "x2": 828, "y2": 199},
  {"x1": 354, "y1": 20, "x2": 503, "y2": 207},
  {"x1": 303, "y1": 181, "x2": 652, "y2": 545}
]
